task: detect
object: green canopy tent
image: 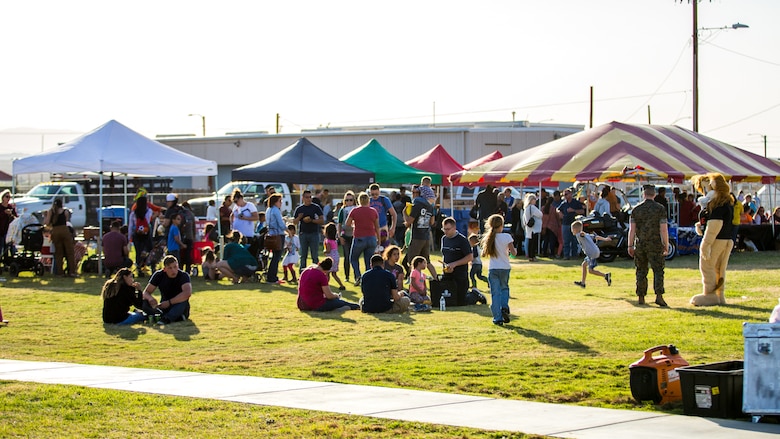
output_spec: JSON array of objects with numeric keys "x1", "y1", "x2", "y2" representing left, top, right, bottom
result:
[{"x1": 340, "y1": 138, "x2": 441, "y2": 184}]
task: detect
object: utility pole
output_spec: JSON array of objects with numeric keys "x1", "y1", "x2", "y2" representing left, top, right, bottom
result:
[{"x1": 749, "y1": 133, "x2": 768, "y2": 157}]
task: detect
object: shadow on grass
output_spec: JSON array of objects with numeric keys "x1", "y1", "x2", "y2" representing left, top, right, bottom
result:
[
  {"x1": 666, "y1": 304, "x2": 768, "y2": 320},
  {"x1": 151, "y1": 320, "x2": 201, "y2": 341},
  {"x1": 508, "y1": 325, "x2": 597, "y2": 354},
  {"x1": 360, "y1": 311, "x2": 416, "y2": 324},
  {"x1": 304, "y1": 309, "x2": 360, "y2": 324},
  {"x1": 103, "y1": 323, "x2": 149, "y2": 340}
]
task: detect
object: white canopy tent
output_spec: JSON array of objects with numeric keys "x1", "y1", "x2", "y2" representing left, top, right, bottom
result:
[
  {"x1": 12, "y1": 119, "x2": 218, "y2": 273},
  {"x1": 13, "y1": 119, "x2": 217, "y2": 176}
]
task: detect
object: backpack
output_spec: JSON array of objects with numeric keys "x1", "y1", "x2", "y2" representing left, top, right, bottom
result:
[{"x1": 135, "y1": 214, "x2": 150, "y2": 235}]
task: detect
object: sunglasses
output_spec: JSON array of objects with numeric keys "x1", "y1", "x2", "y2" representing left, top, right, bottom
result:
[{"x1": 345, "y1": 198, "x2": 354, "y2": 202}]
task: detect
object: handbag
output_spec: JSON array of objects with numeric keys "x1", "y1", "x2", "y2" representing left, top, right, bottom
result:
[
  {"x1": 264, "y1": 234, "x2": 282, "y2": 251},
  {"x1": 526, "y1": 217, "x2": 535, "y2": 228},
  {"x1": 469, "y1": 204, "x2": 478, "y2": 219}
]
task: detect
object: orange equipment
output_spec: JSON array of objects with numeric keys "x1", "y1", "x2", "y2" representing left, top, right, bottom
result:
[{"x1": 629, "y1": 345, "x2": 689, "y2": 405}]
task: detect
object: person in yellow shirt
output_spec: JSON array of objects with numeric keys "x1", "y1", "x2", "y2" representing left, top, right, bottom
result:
[{"x1": 730, "y1": 193, "x2": 742, "y2": 248}]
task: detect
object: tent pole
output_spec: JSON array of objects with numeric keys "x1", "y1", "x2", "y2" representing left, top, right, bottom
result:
[
  {"x1": 97, "y1": 172, "x2": 104, "y2": 276},
  {"x1": 449, "y1": 181, "x2": 454, "y2": 214},
  {"x1": 538, "y1": 182, "x2": 542, "y2": 255},
  {"x1": 123, "y1": 175, "x2": 128, "y2": 225},
  {"x1": 214, "y1": 174, "x2": 224, "y2": 260}
]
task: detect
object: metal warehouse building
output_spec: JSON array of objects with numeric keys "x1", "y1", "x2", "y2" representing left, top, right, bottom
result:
[{"x1": 158, "y1": 120, "x2": 583, "y2": 190}]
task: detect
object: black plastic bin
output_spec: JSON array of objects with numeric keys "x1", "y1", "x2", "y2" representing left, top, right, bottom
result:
[{"x1": 677, "y1": 360, "x2": 744, "y2": 418}]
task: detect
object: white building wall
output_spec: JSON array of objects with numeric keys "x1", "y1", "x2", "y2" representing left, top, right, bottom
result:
[{"x1": 159, "y1": 123, "x2": 582, "y2": 190}]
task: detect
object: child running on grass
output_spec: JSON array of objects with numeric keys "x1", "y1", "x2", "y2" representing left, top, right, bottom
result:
[
  {"x1": 409, "y1": 256, "x2": 432, "y2": 311},
  {"x1": 571, "y1": 220, "x2": 612, "y2": 288}
]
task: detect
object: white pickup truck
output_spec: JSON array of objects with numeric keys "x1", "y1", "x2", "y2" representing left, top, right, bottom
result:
[
  {"x1": 13, "y1": 182, "x2": 88, "y2": 228},
  {"x1": 187, "y1": 181, "x2": 294, "y2": 219}
]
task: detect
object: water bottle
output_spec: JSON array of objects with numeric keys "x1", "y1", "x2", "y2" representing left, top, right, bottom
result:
[{"x1": 439, "y1": 294, "x2": 446, "y2": 311}]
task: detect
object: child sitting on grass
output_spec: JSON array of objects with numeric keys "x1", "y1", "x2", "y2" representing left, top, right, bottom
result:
[
  {"x1": 570, "y1": 220, "x2": 612, "y2": 288},
  {"x1": 201, "y1": 248, "x2": 220, "y2": 281},
  {"x1": 409, "y1": 256, "x2": 432, "y2": 311}
]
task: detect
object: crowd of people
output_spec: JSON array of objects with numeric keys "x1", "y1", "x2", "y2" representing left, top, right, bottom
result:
[{"x1": 1, "y1": 176, "x2": 774, "y2": 326}]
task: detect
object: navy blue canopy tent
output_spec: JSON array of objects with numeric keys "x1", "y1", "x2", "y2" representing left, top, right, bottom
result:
[{"x1": 232, "y1": 137, "x2": 375, "y2": 185}]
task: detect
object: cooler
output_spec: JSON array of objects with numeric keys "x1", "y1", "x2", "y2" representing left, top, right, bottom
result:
[
  {"x1": 40, "y1": 233, "x2": 53, "y2": 273},
  {"x1": 191, "y1": 241, "x2": 214, "y2": 264},
  {"x1": 743, "y1": 323, "x2": 780, "y2": 420},
  {"x1": 677, "y1": 360, "x2": 744, "y2": 418}
]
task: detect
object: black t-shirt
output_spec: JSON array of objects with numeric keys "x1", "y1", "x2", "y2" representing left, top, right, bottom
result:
[
  {"x1": 150, "y1": 269, "x2": 191, "y2": 302},
  {"x1": 294, "y1": 203, "x2": 324, "y2": 234},
  {"x1": 702, "y1": 204, "x2": 733, "y2": 240},
  {"x1": 441, "y1": 232, "x2": 471, "y2": 277},
  {"x1": 409, "y1": 199, "x2": 433, "y2": 240},
  {"x1": 361, "y1": 266, "x2": 396, "y2": 313}
]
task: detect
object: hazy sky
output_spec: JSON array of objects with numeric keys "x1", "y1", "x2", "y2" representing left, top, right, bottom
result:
[{"x1": 1, "y1": 0, "x2": 778, "y2": 158}]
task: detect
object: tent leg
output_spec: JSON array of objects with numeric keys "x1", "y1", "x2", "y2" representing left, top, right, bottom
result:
[{"x1": 98, "y1": 173, "x2": 103, "y2": 276}]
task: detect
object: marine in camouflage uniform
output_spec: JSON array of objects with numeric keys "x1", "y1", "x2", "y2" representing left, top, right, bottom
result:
[{"x1": 627, "y1": 185, "x2": 669, "y2": 306}]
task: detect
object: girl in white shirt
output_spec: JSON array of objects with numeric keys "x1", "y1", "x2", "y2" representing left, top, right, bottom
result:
[{"x1": 481, "y1": 214, "x2": 517, "y2": 326}]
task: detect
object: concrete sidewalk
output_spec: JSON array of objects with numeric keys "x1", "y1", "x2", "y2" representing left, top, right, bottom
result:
[{"x1": 1, "y1": 359, "x2": 777, "y2": 438}]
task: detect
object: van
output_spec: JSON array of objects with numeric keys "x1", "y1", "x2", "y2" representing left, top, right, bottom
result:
[{"x1": 187, "y1": 181, "x2": 293, "y2": 218}]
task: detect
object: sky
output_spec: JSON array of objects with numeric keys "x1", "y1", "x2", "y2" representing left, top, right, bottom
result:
[{"x1": 1, "y1": 0, "x2": 779, "y2": 163}]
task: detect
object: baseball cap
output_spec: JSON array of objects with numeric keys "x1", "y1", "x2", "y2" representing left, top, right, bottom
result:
[{"x1": 166, "y1": 193, "x2": 177, "y2": 202}]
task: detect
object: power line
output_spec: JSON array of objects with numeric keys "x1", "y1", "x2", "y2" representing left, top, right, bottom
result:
[
  {"x1": 707, "y1": 102, "x2": 780, "y2": 133},
  {"x1": 625, "y1": 40, "x2": 690, "y2": 121},
  {"x1": 705, "y1": 41, "x2": 780, "y2": 67},
  {"x1": 321, "y1": 91, "x2": 690, "y2": 127}
]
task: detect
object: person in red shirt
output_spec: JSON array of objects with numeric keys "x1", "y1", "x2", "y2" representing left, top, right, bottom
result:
[
  {"x1": 346, "y1": 192, "x2": 380, "y2": 285},
  {"x1": 296, "y1": 258, "x2": 359, "y2": 312},
  {"x1": 677, "y1": 192, "x2": 696, "y2": 227}
]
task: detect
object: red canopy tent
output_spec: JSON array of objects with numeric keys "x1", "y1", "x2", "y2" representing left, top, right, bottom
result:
[
  {"x1": 405, "y1": 144, "x2": 464, "y2": 211},
  {"x1": 405, "y1": 144, "x2": 464, "y2": 176}
]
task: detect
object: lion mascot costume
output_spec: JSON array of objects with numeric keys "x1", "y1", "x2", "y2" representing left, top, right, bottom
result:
[{"x1": 690, "y1": 173, "x2": 733, "y2": 306}]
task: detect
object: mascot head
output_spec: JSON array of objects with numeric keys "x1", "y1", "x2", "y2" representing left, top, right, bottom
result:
[
  {"x1": 695, "y1": 172, "x2": 730, "y2": 209},
  {"x1": 691, "y1": 174, "x2": 711, "y2": 195}
]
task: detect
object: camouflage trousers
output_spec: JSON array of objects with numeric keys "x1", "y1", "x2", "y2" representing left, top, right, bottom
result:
[{"x1": 634, "y1": 245, "x2": 665, "y2": 296}]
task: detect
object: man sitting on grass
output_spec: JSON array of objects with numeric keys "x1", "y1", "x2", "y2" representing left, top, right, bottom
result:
[
  {"x1": 142, "y1": 255, "x2": 191, "y2": 325},
  {"x1": 360, "y1": 254, "x2": 410, "y2": 314}
]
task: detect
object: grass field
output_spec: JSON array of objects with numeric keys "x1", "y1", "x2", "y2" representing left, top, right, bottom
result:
[{"x1": 1, "y1": 250, "x2": 777, "y2": 437}]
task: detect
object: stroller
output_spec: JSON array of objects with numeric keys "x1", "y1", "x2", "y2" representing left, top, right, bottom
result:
[
  {"x1": 248, "y1": 227, "x2": 270, "y2": 282},
  {"x1": 0, "y1": 223, "x2": 46, "y2": 277}
]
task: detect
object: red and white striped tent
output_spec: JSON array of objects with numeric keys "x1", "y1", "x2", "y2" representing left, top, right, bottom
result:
[
  {"x1": 450, "y1": 121, "x2": 780, "y2": 185},
  {"x1": 462, "y1": 150, "x2": 503, "y2": 170}
]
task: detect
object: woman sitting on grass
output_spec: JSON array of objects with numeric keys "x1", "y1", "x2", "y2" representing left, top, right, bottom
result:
[
  {"x1": 101, "y1": 268, "x2": 146, "y2": 325},
  {"x1": 215, "y1": 230, "x2": 258, "y2": 284}
]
